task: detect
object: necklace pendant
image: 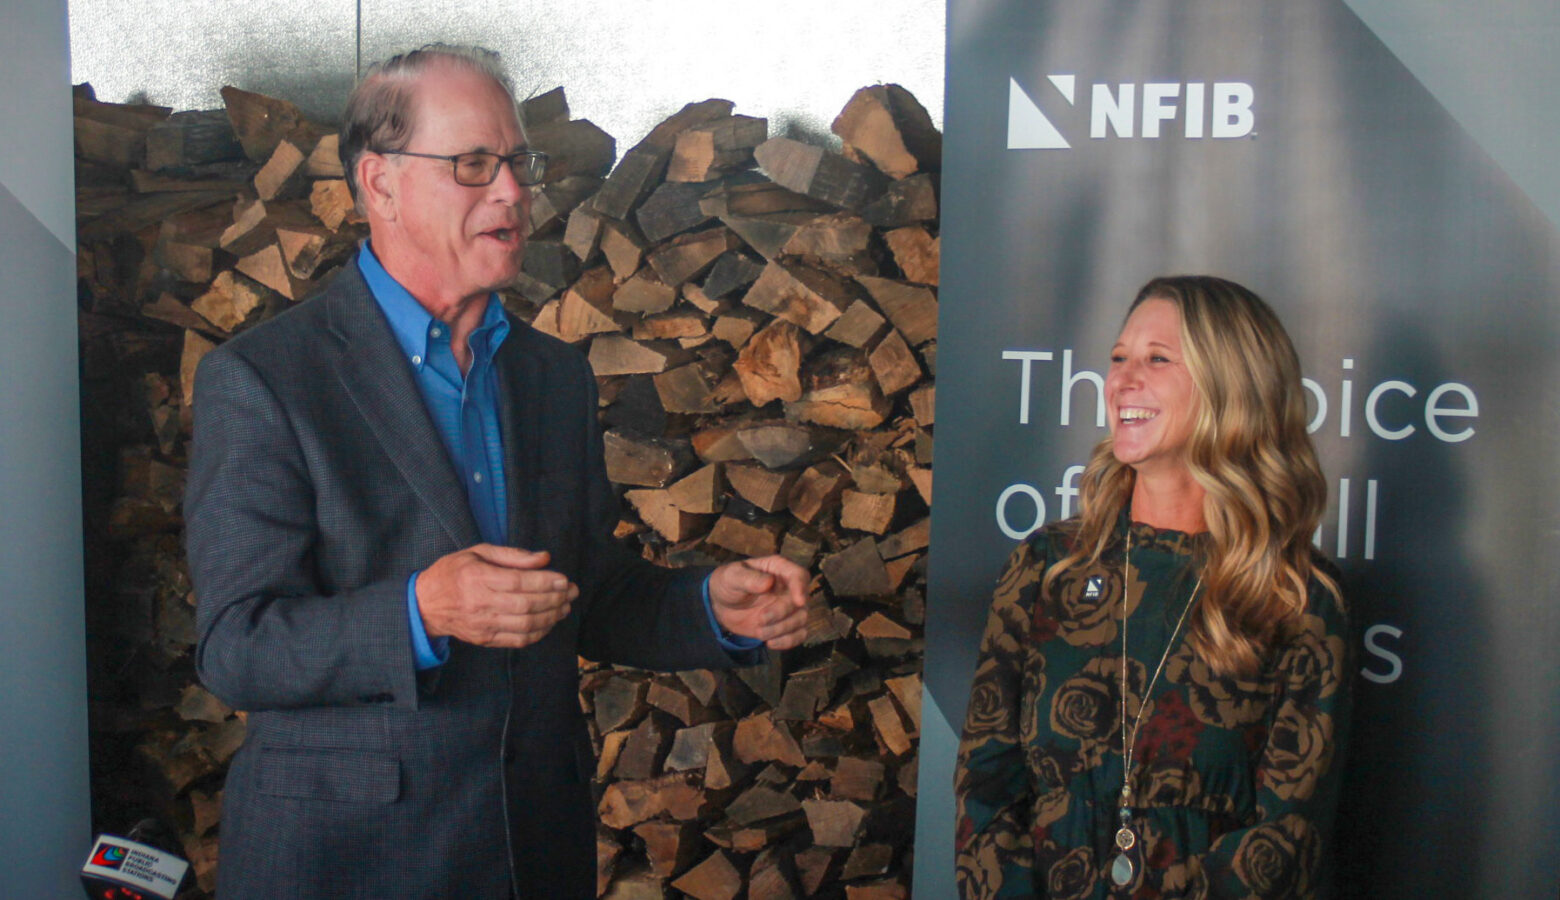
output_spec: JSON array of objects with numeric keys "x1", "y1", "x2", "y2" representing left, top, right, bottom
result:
[
  {"x1": 1110, "y1": 851, "x2": 1135, "y2": 887},
  {"x1": 1120, "y1": 785, "x2": 1133, "y2": 805},
  {"x1": 1114, "y1": 825, "x2": 1137, "y2": 851}
]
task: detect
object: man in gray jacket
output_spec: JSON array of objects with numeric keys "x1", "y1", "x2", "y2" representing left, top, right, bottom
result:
[{"x1": 185, "y1": 44, "x2": 809, "y2": 898}]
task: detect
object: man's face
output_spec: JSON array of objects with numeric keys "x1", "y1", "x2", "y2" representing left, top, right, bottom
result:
[{"x1": 378, "y1": 63, "x2": 532, "y2": 306}]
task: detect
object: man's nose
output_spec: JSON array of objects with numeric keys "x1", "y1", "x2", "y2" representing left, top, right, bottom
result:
[{"x1": 487, "y1": 159, "x2": 526, "y2": 203}]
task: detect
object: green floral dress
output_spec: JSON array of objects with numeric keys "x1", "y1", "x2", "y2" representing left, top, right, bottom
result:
[{"x1": 954, "y1": 519, "x2": 1352, "y2": 899}]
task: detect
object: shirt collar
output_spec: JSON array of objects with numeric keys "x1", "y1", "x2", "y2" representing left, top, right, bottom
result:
[{"x1": 358, "y1": 240, "x2": 510, "y2": 368}]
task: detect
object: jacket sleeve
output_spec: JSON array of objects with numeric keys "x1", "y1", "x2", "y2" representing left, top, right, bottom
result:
[
  {"x1": 1180, "y1": 579, "x2": 1354, "y2": 898},
  {"x1": 185, "y1": 347, "x2": 422, "y2": 711},
  {"x1": 954, "y1": 540, "x2": 1044, "y2": 899},
  {"x1": 566, "y1": 351, "x2": 761, "y2": 672}
]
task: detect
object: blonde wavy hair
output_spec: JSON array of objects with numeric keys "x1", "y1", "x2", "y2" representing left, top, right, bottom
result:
[{"x1": 1043, "y1": 275, "x2": 1339, "y2": 677}]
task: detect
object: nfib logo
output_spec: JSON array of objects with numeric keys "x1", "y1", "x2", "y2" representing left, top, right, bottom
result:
[{"x1": 1008, "y1": 75, "x2": 1255, "y2": 149}]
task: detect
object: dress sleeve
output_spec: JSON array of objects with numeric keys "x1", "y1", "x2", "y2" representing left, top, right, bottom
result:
[
  {"x1": 1181, "y1": 580, "x2": 1354, "y2": 899},
  {"x1": 955, "y1": 540, "x2": 1046, "y2": 899}
]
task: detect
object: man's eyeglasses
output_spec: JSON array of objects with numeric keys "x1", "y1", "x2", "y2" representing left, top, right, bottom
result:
[{"x1": 377, "y1": 149, "x2": 549, "y2": 187}]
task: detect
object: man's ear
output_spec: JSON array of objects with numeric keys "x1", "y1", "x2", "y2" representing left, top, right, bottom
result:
[{"x1": 357, "y1": 152, "x2": 396, "y2": 221}]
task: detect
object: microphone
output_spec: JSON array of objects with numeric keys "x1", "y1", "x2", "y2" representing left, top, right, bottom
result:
[{"x1": 81, "y1": 819, "x2": 191, "y2": 900}]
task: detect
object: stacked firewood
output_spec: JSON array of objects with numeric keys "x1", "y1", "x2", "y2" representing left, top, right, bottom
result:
[{"x1": 75, "y1": 76, "x2": 938, "y2": 899}]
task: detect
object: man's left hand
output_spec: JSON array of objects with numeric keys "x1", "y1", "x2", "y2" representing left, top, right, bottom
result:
[{"x1": 708, "y1": 556, "x2": 811, "y2": 650}]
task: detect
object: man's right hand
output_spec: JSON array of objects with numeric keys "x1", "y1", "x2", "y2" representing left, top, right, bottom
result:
[{"x1": 415, "y1": 545, "x2": 578, "y2": 647}]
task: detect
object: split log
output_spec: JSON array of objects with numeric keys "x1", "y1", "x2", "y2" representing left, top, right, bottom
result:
[
  {"x1": 753, "y1": 138, "x2": 888, "y2": 210},
  {"x1": 867, "y1": 330, "x2": 922, "y2": 395},
  {"x1": 824, "y1": 300, "x2": 890, "y2": 349},
  {"x1": 671, "y1": 850, "x2": 742, "y2": 900},
  {"x1": 145, "y1": 109, "x2": 243, "y2": 172},
  {"x1": 787, "y1": 461, "x2": 850, "y2": 525},
  {"x1": 670, "y1": 115, "x2": 768, "y2": 183},
  {"x1": 908, "y1": 383, "x2": 935, "y2": 426},
  {"x1": 602, "y1": 429, "x2": 693, "y2": 487},
  {"x1": 526, "y1": 117, "x2": 618, "y2": 182},
  {"x1": 736, "y1": 422, "x2": 845, "y2": 470},
  {"x1": 666, "y1": 464, "x2": 725, "y2": 515},
  {"x1": 855, "y1": 275, "x2": 938, "y2": 346},
  {"x1": 801, "y1": 799, "x2": 866, "y2": 847},
  {"x1": 830, "y1": 84, "x2": 943, "y2": 179},
  {"x1": 841, "y1": 843, "x2": 894, "y2": 880},
  {"x1": 846, "y1": 880, "x2": 909, "y2": 900},
  {"x1": 747, "y1": 847, "x2": 798, "y2": 900},
  {"x1": 600, "y1": 218, "x2": 649, "y2": 280},
  {"x1": 734, "y1": 711, "x2": 806, "y2": 767},
  {"x1": 820, "y1": 537, "x2": 892, "y2": 597},
  {"x1": 556, "y1": 266, "x2": 623, "y2": 341},
  {"x1": 647, "y1": 226, "x2": 735, "y2": 286},
  {"x1": 743, "y1": 262, "x2": 854, "y2": 335},
  {"x1": 530, "y1": 174, "x2": 604, "y2": 236},
  {"x1": 614, "y1": 714, "x2": 673, "y2": 780},
  {"x1": 564, "y1": 203, "x2": 605, "y2": 262},
  {"x1": 883, "y1": 225, "x2": 939, "y2": 285},
  {"x1": 653, "y1": 360, "x2": 724, "y2": 414},
  {"x1": 588, "y1": 335, "x2": 688, "y2": 376},
  {"x1": 613, "y1": 268, "x2": 677, "y2": 314},
  {"x1": 839, "y1": 490, "x2": 896, "y2": 535},
  {"x1": 867, "y1": 694, "x2": 913, "y2": 756},
  {"x1": 878, "y1": 518, "x2": 931, "y2": 560},
  {"x1": 707, "y1": 516, "x2": 784, "y2": 557},
  {"x1": 254, "y1": 139, "x2": 310, "y2": 201},
  {"x1": 309, "y1": 179, "x2": 360, "y2": 231},
  {"x1": 276, "y1": 224, "x2": 349, "y2": 280},
  {"x1": 190, "y1": 271, "x2": 267, "y2": 333},
  {"x1": 779, "y1": 212, "x2": 873, "y2": 266},
  {"x1": 633, "y1": 821, "x2": 698, "y2": 879},
  {"x1": 523, "y1": 239, "x2": 581, "y2": 296},
  {"x1": 304, "y1": 133, "x2": 342, "y2": 177},
  {"x1": 636, "y1": 181, "x2": 714, "y2": 243},
  {"x1": 594, "y1": 677, "x2": 647, "y2": 734},
  {"x1": 733, "y1": 319, "x2": 803, "y2": 406},
  {"x1": 726, "y1": 463, "x2": 797, "y2": 513},
  {"x1": 862, "y1": 172, "x2": 939, "y2": 227},
  {"x1": 702, "y1": 251, "x2": 764, "y2": 300},
  {"x1": 235, "y1": 242, "x2": 306, "y2": 300},
  {"x1": 831, "y1": 757, "x2": 886, "y2": 802},
  {"x1": 635, "y1": 309, "x2": 708, "y2": 341},
  {"x1": 625, "y1": 488, "x2": 710, "y2": 543},
  {"x1": 665, "y1": 721, "x2": 723, "y2": 772},
  {"x1": 787, "y1": 348, "x2": 891, "y2": 430},
  {"x1": 712, "y1": 308, "x2": 767, "y2": 350},
  {"x1": 220, "y1": 85, "x2": 315, "y2": 163},
  {"x1": 520, "y1": 87, "x2": 569, "y2": 127}
]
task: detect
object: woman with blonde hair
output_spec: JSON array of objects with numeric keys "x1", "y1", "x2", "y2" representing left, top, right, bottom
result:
[{"x1": 955, "y1": 275, "x2": 1352, "y2": 899}]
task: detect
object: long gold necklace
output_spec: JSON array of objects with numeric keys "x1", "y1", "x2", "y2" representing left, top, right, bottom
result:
[{"x1": 1109, "y1": 531, "x2": 1201, "y2": 889}]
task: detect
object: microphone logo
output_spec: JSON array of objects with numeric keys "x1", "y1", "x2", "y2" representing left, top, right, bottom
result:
[{"x1": 88, "y1": 843, "x2": 129, "y2": 869}]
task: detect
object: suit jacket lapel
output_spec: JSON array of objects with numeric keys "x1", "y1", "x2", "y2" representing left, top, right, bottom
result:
[
  {"x1": 326, "y1": 262, "x2": 479, "y2": 550},
  {"x1": 497, "y1": 322, "x2": 540, "y2": 552}
]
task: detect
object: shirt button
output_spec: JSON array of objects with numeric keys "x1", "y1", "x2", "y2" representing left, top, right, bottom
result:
[
  {"x1": 411, "y1": 355, "x2": 422, "y2": 365},
  {"x1": 473, "y1": 471, "x2": 484, "y2": 483},
  {"x1": 430, "y1": 327, "x2": 442, "y2": 338}
]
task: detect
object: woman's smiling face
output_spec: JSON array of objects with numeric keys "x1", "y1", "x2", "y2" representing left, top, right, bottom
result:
[{"x1": 1105, "y1": 297, "x2": 1201, "y2": 475}]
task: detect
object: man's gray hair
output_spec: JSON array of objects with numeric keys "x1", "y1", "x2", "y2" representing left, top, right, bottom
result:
[{"x1": 337, "y1": 43, "x2": 522, "y2": 204}]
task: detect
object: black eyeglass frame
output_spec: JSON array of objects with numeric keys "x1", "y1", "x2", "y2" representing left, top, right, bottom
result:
[{"x1": 376, "y1": 148, "x2": 549, "y2": 187}]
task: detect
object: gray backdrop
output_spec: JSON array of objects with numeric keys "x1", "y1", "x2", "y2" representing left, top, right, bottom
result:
[
  {"x1": 918, "y1": 1, "x2": 1560, "y2": 897},
  {"x1": 0, "y1": 0, "x2": 92, "y2": 896}
]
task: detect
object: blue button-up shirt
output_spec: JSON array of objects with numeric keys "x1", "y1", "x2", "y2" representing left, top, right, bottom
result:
[
  {"x1": 361, "y1": 243, "x2": 509, "y2": 668},
  {"x1": 358, "y1": 245, "x2": 757, "y2": 669}
]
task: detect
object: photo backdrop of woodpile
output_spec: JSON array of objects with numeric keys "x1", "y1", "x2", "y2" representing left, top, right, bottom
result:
[{"x1": 76, "y1": 77, "x2": 938, "y2": 900}]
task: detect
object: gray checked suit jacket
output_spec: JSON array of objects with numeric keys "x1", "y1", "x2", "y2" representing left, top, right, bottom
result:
[{"x1": 185, "y1": 256, "x2": 754, "y2": 899}]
